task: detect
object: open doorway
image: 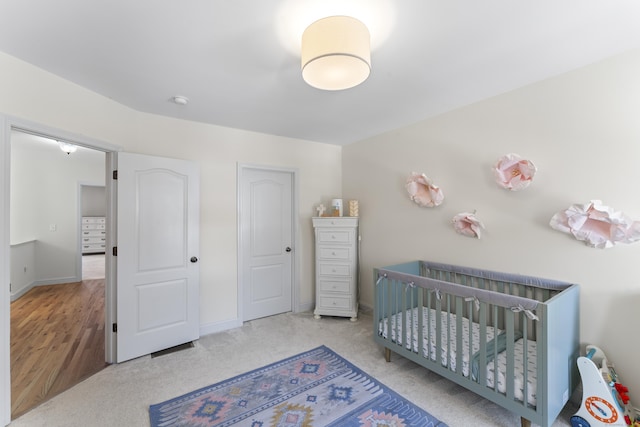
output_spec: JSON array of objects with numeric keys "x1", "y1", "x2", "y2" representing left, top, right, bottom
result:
[
  {"x1": 9, "y1": 130, "x2": 107, "y2": 418},
  {"x1": 80, "y1": 184, "x2": 106, "y2": 282}
]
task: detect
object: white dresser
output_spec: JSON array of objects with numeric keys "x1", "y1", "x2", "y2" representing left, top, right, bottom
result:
[
  {"x1": 81, "y1": 216, "x2": 106, "y2": 254},
  {"x1": 312, "y1": 217, "x2": 359, "y2": 321}
]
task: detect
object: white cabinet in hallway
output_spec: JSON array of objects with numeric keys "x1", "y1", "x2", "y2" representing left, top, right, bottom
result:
[
  {"x1": 81, "y1": 216, "x2": 106, "y2": 254},
  {"x1": 312, "y1": 217, "x2": 359, "y2": 321}
]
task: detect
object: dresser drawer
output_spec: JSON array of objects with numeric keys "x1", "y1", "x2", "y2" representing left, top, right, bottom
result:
[
  {"x1": 82, "y1": 223, "x2": 106, "y2": 230},
  {"x1": 82, "y1": 230, "x2": 106, "y2": 237},
  {"x1": 82, "y1": 237, "x2": 106, "y2": 244},
  {"x1": 318, "y1": 295, "x2": 352, "y2": 310},
  {"x1": 318, "y1": 247, "x2": 350, "y2": 260},
  {"x1": 318, "y1": 263, "x2": 350, "y2": 276},
  {"x1": 317, "y1": 230, "x2": 353, "y2": 244},
  {"x1": 318, "y1": 279, "x2": 350, "y2": 294},
  {"x1": 82, "y1": 217, "x2": 106, "y2": 224}
]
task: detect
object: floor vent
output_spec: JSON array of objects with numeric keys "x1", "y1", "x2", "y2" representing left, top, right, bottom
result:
[{"x1": 151, "y1": 342, "x2": 194, "y2": 358}]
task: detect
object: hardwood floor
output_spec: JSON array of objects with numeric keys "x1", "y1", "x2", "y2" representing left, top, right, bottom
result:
[{"x1": 10, "y1": 278, "x2": 108, "y2": 419}]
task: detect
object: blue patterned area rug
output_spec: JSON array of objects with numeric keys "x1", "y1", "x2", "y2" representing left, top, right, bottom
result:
[{"x1": 149, "y1": 345, "x2": 447, "y2": 427}]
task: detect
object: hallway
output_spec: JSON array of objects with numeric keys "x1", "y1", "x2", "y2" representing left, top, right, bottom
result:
[{"x1": 10, "y1": 255, "x2": 107, "y2": 419}]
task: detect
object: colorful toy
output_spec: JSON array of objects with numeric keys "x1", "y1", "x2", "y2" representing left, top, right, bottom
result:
[{"x1": 571, "y1": 345, "x2": 635, "y2": 426}]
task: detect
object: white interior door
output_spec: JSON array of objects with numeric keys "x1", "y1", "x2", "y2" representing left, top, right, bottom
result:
[
  {"x1": 240, "y1": 167, "x2": 293, "y2": 321},
  {"x1": 116, "y1": 152, "x2": 199, "y2": 362}
]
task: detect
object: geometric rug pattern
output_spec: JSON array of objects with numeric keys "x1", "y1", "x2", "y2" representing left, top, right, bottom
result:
[{"x1": 149, "y1": 345, "x2": 448, "y2": 427}]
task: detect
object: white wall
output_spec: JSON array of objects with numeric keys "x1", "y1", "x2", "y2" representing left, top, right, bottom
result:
[
  {"x1": 81, "y1": 186, "x2": 106, "y2": 217},
  {"x1": 343, "y1": 48, "x2": 640, "y2": 404},
  {"x1": 0, "y1": 51, "x2": 342, "y2": 329},
  {"x1": 125, "y1": 114, "x2": 342, "y2": 324},
  {"x1": 9, "y1": 241, "x2": 35, "y2": 300},
  {"x1": 10, "y1": 132, "x2": 105, "y2": 285}
]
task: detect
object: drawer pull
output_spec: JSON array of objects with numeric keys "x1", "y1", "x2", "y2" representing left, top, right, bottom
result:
[{"x1": 332, "y1": 251, "x2": 336, "y2": 255}]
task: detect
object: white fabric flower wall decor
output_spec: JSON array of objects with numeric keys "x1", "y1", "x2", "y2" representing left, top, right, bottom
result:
[
  {"x1": 493, "y1": 153, "x2": 537, "y2": 191},
  {"x1": 550, "y1": 200, "x2": 640, "y2": 248},
  {"x1": 452, "y1": 211, "x2": 485, "y2": 239},
  {"x1": 406, "y1": 172, "x2": 444, "y2": 207}
]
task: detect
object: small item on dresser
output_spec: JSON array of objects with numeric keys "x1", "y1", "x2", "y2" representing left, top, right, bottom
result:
[
  {"x1": 316, "y1": 204, "x2": 326, "y2": 217},
  {"x1": 331, "y1": 198, "x2": 343, "y2": 216},
  {"x1": 348, "y1": 200, "x2": 359, "y2": 217}
]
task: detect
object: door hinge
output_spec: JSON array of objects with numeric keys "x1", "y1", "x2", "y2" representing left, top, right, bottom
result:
[
  {"x1": 112, "y1": 323, "x2": 117, "y2": 333},
  {"x1": 112, "y1": 170, "x2": 118, "y2": 180},
  {"x1": 112, "y1": 246, "x2": 117, "y2": 256}
]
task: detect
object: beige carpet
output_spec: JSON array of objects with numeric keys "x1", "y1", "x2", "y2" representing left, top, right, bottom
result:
[{"x1": 9, "y1": 311, "x2": 577, "y2": 427}]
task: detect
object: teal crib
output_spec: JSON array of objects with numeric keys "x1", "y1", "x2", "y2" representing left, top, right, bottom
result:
[{"x1": 374, "y1": 260, "x2": 580, "y2": 427}]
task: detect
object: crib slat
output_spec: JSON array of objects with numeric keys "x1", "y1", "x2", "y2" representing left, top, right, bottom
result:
[
  {"x1": 435, "y1": 290, "x2": 442, "y2": 366},
  {"x1": 446, "y1": 294, "x2": 452, "y2": 371},
  {"x1": 522, "y1": 312, "x2": 529, "y2": 408},
  {"x1": 401, "y1": 281, "x2": 407, "y2": 352},
  {"x1": 417, "y1": 286, "x2": 424, "y2": 359},
  {"x1": 492, "y1": 304, "x2": 499, "y2": 393},
  {"x1": 455, "y1": 296, "x2": 463, "y2": 376},
  {"x1": 426, "y1": 289, "x2": 433, "y2": 361},
  {"x1": 477, "y1": 302, "x2": 488, "y2": 386},
  {"x1": 467, "y1": 298, "x2": 474, "y2": 377},
  {"x1": 505, "y1": 309, "x2": 516, "y2": 401}
]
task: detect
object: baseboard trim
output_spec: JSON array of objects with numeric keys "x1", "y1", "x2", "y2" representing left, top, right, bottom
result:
[
  {"x1": 10, "y1": 277, "x2": 80, "y2": 302},
  {"x1": 296, "y1": 301, "x2": 314, "y2": 313},
  {"x1": 199, "y1": 318, "x2": 242, "y2": 337},
  {"x1": 10, "y1": 282, "x2": 35, "y2": 301}
]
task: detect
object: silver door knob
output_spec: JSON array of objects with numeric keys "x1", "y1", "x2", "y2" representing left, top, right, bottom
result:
[
  {"x1": 190, "y1": 256, "x2": 198, "y2": 263},
  {"x1": 285, "y1": 247, "x2": 292, "y2": 252}
]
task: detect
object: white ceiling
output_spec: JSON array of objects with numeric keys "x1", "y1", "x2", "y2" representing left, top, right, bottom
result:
[{"x1": 1, "y1": 0, "x2": 640, "y2": 145}]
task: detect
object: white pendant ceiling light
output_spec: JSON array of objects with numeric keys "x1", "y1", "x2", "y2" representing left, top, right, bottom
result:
[
  {"x1": 301, "y1": 16, "x2": 371, "y2": 91},
  {"x1": 58, "y1": 141, "x2": 77, "y2": 154}
]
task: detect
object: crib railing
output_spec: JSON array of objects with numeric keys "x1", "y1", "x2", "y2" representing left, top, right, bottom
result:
[
  {"x1": 376, "y1": 270, "x2": 538, "y2": 399},
  {"x1": 374, "y1": 260, "x2": 579, "y2": 427}
]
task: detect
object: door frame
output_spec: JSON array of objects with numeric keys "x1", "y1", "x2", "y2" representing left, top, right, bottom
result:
[
  {"x1": 0, "y1": 114, "x2": 121, "y2": 425},
  {"x1": 236, "y1": 163, "x2": 300, "y2": 322}
]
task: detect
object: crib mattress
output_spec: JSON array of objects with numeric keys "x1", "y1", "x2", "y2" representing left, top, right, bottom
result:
[{"x1": 378, "y1": 307, "x2": 537, "y2": 406}]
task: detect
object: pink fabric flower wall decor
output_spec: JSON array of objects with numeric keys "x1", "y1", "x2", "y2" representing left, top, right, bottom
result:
[
  {"x1": 452, "y1": 211, "x2": 485, "y2": 239},
  {"x1": 406, "y1": 172, "x2": 444, "y2": 207},
  {"x1": 493, "y1": 153, "x2": 537, "y2": 191},
  {"x1": 549, "y1": 200, "x2": 640, "y2": 248}
]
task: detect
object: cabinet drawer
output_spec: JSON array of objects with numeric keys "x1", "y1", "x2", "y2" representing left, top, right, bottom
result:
[
  {"x1": 82, "y1": 237, "x2": 106, "y2": 244},
  {"x1": 82, "y1": 230, "x2": 106, "y2": 237},
  {"x1": 82, "y1": 243, "x2": 105, "y2": 251},
  {"x1": 318, "y1": 295, "x2": 351, "y2": 310},
  {"x1": 318, "y1": 279, "x2": 350, "y2": 294},
  {"x1": 82, "y1": 224, "x2": 106, "y2": 230},
  {"x1": 317, "y1": 230, "x2": 353, "y2": 244},
  {"x1": 318, "y1": 264, "x2": 350, "y2": 276},
  {"x1": 82, "y1": 217, "x2": 105, "y2": 224},
  {"x1": 318, "y1": 247, "x2": 350, "y2": 260}
]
